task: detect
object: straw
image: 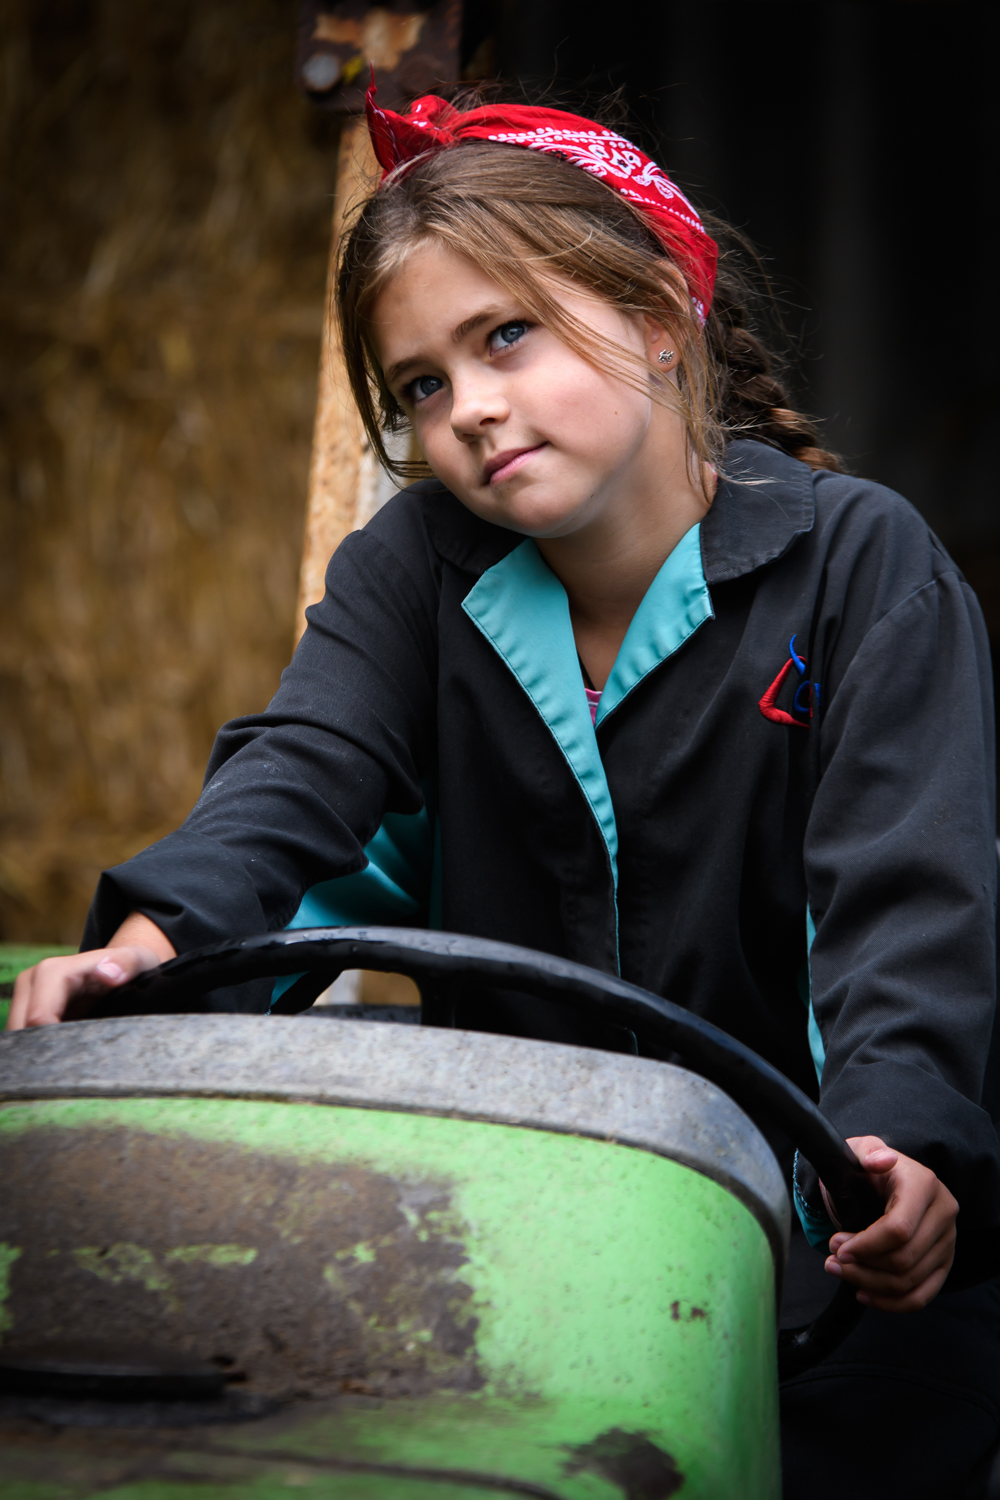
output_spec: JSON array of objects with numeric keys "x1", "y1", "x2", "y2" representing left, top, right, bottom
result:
[{"x1": 1, "y1": 0, "x2": 340, "y2": 943}]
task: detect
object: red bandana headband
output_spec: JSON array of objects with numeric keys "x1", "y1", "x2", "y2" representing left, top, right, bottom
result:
[{"x1": 365, "y1": 87, "x2": 718, "y2": 323}]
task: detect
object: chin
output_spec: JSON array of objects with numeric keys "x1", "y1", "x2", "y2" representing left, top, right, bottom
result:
[
  {"x1": 464, "y1": 489, "x2": 585, "y2": 538},
  {"x1": 506, "y1": 509, "x2": 587, "y2": 539}
]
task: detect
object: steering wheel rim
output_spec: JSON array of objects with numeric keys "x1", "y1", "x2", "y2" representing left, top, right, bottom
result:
[{"x1": 92, "y1": 924, "x2": 878, "y2": 1377}]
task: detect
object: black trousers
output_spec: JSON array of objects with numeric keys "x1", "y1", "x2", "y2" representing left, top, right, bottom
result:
[{"x1": 781, "y1": 1231, "x2": 1000, "y2": 1500}]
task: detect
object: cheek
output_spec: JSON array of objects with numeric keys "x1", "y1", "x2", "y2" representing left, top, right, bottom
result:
[
  {"x1": 415, "y1": 410, "x2": 467, "y2": 475},
  {"x1": 542, "y1": 364, "x2": 650, "y2": 455}
]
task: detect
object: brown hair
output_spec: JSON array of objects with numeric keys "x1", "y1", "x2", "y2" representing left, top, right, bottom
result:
[{"x1": 337, "y1": 132, "x2": 841, "y2": 481}]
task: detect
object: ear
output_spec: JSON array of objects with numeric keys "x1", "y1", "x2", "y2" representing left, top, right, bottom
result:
[
  {"x1": 642, "y1": 313, "x2": 685, "y2": 375},
  {"x1": 642, "y1": 263, "x2": 692, "y2": 366}
]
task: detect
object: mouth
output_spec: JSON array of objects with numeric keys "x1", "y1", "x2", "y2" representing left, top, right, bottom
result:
[{"x1": 483, "y1": 444, "x2": 546, "y2": 486}]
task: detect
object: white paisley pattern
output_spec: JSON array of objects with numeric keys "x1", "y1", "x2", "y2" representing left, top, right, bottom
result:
[
  {"x1": 369, "y1": 90, "x2": 715, "y2": 323},
  {"x1": 485, "y1": 127, "x2": 705, "y2": 234}
]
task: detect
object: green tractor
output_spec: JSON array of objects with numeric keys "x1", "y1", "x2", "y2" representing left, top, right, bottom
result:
[{"x1": 0, "y1": 929, "x2": 878, "y2": 1498}]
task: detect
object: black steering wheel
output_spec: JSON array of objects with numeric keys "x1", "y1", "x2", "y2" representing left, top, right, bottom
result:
[{"x1": 94, "y1": 925, "x2": 882, "y2": 1379}]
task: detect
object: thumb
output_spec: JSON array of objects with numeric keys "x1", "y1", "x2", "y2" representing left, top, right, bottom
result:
[
  {"x1": 94, "y1": 956, "x2": 130, "y2": 985},
  {"x1": 92, "y1": 945, "x2": 163, "y2": 986},
  {"x1": 860, "y1": 1147, "x2": 899, "y2": 1177},
  {"x1": 848, "y1": 1135, "x2": 899, "y2": 1175}
]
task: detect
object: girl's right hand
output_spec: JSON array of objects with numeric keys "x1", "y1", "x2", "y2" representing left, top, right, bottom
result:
[
  {"x1": 821, "y1": 1135, "x2": 958, "y2": 1312},
  {"x1": 5, "y1": 914, "x2": 176, "y2": 1031}
]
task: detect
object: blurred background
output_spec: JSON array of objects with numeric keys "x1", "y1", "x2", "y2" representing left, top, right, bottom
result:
[{"x1": 2, "y1": 0, "x2": 997, "y2": 946}]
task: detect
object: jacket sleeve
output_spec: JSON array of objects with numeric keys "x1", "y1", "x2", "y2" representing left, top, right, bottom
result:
[
  {"x1": 82, "y1": 507, "x2": 439, "y2": 956},
  {"x1": 800, "y1": 566, "x2": 1000, "y2": 1281}
]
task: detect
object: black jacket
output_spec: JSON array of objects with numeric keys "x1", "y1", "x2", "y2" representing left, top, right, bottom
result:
[{"x1": 85, "y1": 440, "x2": 1000, "y2": 1275}]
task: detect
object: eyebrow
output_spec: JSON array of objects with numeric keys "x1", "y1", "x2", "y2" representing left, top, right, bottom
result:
[
  {"x1": 452, "y1": 307, "x2": 502, "y2": 342},
  {"x1": 384, "y1": 304, "x2": 509, "y2": 391}
]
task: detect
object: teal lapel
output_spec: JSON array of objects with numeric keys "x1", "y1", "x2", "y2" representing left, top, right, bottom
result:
[
  {"x1": 462, "y1": 539, "x2": 619, "y2": 893},
  {"x1": 461, "y1": 523, "x2": 715, "y2": 924},
  {"x1": 597, "y1": 522, "x2": 713, "y2": 725}
]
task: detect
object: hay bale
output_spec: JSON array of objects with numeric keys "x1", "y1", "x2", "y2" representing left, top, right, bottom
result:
[{"x1": 0, "y1": 0, "x2": 340, "y2": 941}]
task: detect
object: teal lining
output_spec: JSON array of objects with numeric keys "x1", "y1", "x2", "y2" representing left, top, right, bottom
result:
[
  {"x1": 269, "y1": 806, "x2": 435, "y2": 1008},
  {"x1": 793, "y1": 1149, "x2": 837, "y2": 1252},
  {"x1": 804, "y1": 906, "x2": 825, "y2": 1083},
  {"x1": 462, "y1": 530, "x2": 715, "y2": 974},
  {"x1": 794, "y1": 909, "x2": 835, "y2": 1249},
  {"x1": 461, "y1": 539, "x2": 620, "y2": 892},
  {"x1": 597, "y1": 523, "x2": 713, "y2": 725},
  {"x1": 274, "y1": 527, "x2": 715, "y2": 1005}
]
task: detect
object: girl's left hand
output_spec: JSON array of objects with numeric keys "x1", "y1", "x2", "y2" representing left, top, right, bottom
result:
[{"x1": 820, "y1": 1135, "x2": 958, "y2": 1313}]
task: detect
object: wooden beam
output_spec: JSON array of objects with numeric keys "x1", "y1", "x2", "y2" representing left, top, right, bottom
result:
[
  {"x1": 294, "y1": 116, "x2": 419, "y2": 1011},
  {"x1": 295, "y1": 0, "x2": 467, "y2": 639},
  {"x1": 295, "y1": 115, "x2": 379, "y2": 640},
  {"x1": 293, "y1": 0, "x2": 469, "y2": 1004}
]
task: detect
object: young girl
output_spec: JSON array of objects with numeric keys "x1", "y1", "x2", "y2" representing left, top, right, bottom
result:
[{"x1": 10, "y1": 88, "x2": 1000, "y2": 1495}]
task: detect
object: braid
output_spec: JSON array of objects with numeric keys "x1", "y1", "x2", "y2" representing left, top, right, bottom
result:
[{"x1": 705, "y1": 270, "x2": 843, "y2": 474}]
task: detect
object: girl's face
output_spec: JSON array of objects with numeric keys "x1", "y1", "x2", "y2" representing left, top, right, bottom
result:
[{"x1": 370, "y1": 239, "x2": 685, "y2": 540}]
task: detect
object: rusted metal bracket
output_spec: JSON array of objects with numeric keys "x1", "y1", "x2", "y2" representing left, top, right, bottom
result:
[{"x1": 296, "y1": 1, "x2": 462, "y2": 114}]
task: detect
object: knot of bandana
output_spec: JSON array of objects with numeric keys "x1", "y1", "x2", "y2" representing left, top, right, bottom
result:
[{"x1": 365, "y1": 86, "x2": 718, "y2": 323}]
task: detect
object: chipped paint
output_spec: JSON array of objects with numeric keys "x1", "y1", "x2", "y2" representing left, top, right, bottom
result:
[
  {"x1": 1, "y1": 1116, "x2": 484, "y2": 1401},
  {"x1": 334, "y1": 1241, "x2": 378, "y2": 1266},
  {"x1": 0, "y1": 1095, "x2": 780, "y2": 1493},
  {"x1": 564, "y1": 1426, "x2": 686, "y2": 1497},
  {"x1": 165, "y1": 1244, "x2": 258, "y2": 1268},
  {"x1": 73, "y1": 1242, "x2": 175, "y2": 1297}
]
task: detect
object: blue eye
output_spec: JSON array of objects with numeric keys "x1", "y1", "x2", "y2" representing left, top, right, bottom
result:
[
  {"x1": 489, "y1": 321, "x2": 528, "y2": 352},
  {"x1": 410, "y1": 374, "x2": 444, "y2": 402}
]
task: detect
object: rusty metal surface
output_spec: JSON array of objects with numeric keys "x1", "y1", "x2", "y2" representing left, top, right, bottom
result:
[
  {"x1": 0, "y1": 1013, "x2": 789, "y2": 1269},
  {"x1": 0, "y1": 1077, "x2": 781, "y2": 1490},
  {"x1": 0, "y1": 1413, "x2": 572, "y2": 1497},
  {"x1": 296, "y1": 1, "x2": 461, "y2": 112},
  {"x1": 0, "y1": 1122, "x2": 481, "y2": 1402},
  {"x1": 0, "y1": 1402, "x2": 690, "y2": 1498}
]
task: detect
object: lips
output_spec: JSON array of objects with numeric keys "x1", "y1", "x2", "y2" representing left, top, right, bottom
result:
[{"x1": 483, "y1": 444, "x2": 545, "y2": 485}]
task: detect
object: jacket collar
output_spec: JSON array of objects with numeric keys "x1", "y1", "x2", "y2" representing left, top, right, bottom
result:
[
  {"x1": 411, "y1": 479, "x2": 522, "y2": 575},
  {"x1": 408, "y1": 437, "x2": 815, "y2": 584},
  {"x1": 459, "y1": 539, "x2": 620, "y2": 892},
  {"x1": 700, "y1": 439, "x2": 815, "y2": 585},
  {"x1": 459, "y1": 519, "x2": 713, "y2": 973}
]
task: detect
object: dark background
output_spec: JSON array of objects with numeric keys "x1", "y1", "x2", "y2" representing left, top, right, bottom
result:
[
  {"x1": 486, "y1": 0, "x2": 999, "y2": 628},
  {"x1": 1, "y1": 0, "x2": 997, "y2": 941}
]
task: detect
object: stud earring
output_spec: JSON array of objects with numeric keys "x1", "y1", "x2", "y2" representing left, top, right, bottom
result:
[{"x1": 657, "y1": 349, "x2": 675, "y2": 365}]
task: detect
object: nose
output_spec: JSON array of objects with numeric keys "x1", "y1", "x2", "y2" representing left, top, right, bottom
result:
[{"x1": 450, "y1": 369, "x2": 509, "y2": 443}]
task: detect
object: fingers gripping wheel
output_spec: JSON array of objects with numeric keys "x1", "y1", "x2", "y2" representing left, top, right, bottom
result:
[{"x1": 96, "y1": 926, "x2": 881, "y2": 1377}]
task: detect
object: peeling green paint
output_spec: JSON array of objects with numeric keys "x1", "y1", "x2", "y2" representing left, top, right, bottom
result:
[
  {"x1": 334, "y1": 1240, "x2": 377, "y2": 1265},
  {"x1": 0, "y1": 1241, "x2": 22, "y2": 1337},
  {"x1": 322, "y1": 1263, "x2": 348, "y2": 1294},
  {"x1": 71, "y1": 1239, "x2": 257, "y2": 1307},
  {"x1": 72, "y1": 1242, "x2": 174, "y2": 1297},
  {"x1": 70, "y1": 1241, "x2": 182, "y2": 1317},
  {"x1": 0, "y1": 1095, "x2": 780, "y2": 1495},
  {"x1": 164, "y1": 1243, "x2": 258, "y2": 1267}
]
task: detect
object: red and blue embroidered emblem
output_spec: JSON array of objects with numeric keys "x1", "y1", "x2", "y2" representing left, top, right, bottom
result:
[{"x1": 759, "y1": 636, "x2": 819, "y2": 728}]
